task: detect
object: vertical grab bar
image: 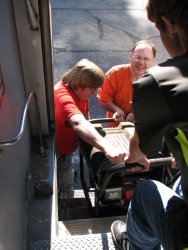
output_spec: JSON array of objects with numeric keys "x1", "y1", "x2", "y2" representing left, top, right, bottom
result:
[{"x1": 0, "y1": 91, "x2": 44, "y2": 155}]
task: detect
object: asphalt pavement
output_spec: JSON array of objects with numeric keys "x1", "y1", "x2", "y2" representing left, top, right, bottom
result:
[{"x1": 51, "y1": 0, "x2": 169, "y2": 118}]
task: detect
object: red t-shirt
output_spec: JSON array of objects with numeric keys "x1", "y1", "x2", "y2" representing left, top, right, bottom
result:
[{"x1": 54, "y1": 81, "x2": 88, "y2": 155}]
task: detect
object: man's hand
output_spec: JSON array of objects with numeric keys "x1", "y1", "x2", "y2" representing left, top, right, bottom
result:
[
  {"x1": 126, "y1": 112, "x2": 135, "y2": 123},
  {"x1": 124, "y1": 129, "x2": 150, "y2": 172},
  {"x1": 113, "y1": 109, "x2": 125, "y2": 124},
  {"x1": 104, "y1": 146, "x2": 127, "y2": 164}
]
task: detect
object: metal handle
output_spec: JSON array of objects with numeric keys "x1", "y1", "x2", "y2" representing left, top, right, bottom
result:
[
  {"x1": 125, "y1": 157, "x2": 173, "y2": 169},
  {"x1": 0, "y1": 91, "x2": 44, "y2": 155},
  {"x1": 89, "y1": 118, "x2": 115, "y2": 124},
  {"x1": 149, "y1": 157, "x2": 173, "y2": 167}
]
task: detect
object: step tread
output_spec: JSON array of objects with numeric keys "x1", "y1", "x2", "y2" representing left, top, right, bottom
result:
[
  {"x1": 29, "y1": 232, "x2": 116, "y2": 250},
  {"x1": 59, "y1": 215, "x2": 126, "y2": 236}
]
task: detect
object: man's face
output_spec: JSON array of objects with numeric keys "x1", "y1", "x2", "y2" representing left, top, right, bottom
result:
[
  {"x1": 155, "y1": 21, "x2": 182, "y2": 58},
  {"x1": 130, "y1": 43, "x2": 155, "y2": 78}
]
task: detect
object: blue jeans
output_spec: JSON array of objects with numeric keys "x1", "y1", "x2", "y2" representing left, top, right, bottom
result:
[
  {"x1": 57, "y1": 154, "x2": 74, "y2": 192},
  {"x1": 127, "y1": 179, "x2": 188, "y2": 250}
]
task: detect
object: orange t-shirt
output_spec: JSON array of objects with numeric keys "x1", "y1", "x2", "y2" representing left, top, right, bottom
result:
[{"x1": 98, "y1": 64, "x2": 132, "y2": 126}]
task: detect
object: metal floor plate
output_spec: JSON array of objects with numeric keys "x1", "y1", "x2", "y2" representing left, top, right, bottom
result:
[
  {"x1": 59, "y1": 215, "x2": 126, "y2": 235},
  {"x1": 29, "y1": 233, "x2": 116, "y2": 250}
]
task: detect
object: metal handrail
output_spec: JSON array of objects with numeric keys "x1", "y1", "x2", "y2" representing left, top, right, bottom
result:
[{"x1": 0, "y1": 91, "x2": 44, "y2": 153}]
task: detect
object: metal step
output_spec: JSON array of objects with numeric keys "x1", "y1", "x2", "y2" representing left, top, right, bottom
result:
[
  {"x1": 29, "y1": 215, "x2": 126, "y2": 249},
  {"x1": 29, "y1": 232, "x2": 116, "y2": 250},
  {"x1": 59, "y1": 215, "x2": 126, "y2": 236},
  {"x1": 59, "y1": 189, "x2": 126, "y2": 220}
]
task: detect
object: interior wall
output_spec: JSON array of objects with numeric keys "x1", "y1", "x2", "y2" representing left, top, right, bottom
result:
[
  {"x1": 0, "y1": 1, "x2": 30, "y2": 249},
  {"x1": 12, "y1": 0, "x2": 51, "y2": 135}
]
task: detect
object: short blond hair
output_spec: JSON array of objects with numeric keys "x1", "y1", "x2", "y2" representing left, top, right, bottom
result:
[{"x1": 62, "y1": 59, "x2": 105, "y2": 90}]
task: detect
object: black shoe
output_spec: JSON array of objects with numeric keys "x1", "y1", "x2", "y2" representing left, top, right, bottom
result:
[{"x1": 111, "y1": 220, "x2": 129, "y2": 250}]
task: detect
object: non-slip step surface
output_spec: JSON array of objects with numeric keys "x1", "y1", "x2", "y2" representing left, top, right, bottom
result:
[{"x1": 29, "y1": 233, "x2": 116, "y2": 250}]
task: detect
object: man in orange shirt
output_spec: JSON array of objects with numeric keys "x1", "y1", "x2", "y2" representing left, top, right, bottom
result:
[{"x1": 98, "y1": 40, "x2": 156, "y2": 127}]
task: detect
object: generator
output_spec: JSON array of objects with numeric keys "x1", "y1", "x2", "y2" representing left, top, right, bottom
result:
[{"x1": 80, "y1": 119, "x2": 175, "y2": 217}]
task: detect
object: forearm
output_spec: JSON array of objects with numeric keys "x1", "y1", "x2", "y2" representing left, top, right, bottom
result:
[
  {"x1": 127, "y1": 130, "x2": 149, "y2": 169},
  {"x1": 69, "y1": 114, "x2": 127, "y2": 164},
  {"x1": 70, "y1": 114, "x2": 111, "y2": 154}
]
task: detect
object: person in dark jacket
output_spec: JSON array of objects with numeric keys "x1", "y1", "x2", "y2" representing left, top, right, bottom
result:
[{"x1": 111, "y1": 0, "x2": 188, "y2": 249}]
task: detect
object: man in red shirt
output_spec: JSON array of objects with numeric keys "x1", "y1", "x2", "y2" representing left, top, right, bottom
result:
[
  {"x1": 98, "y1": 40, "x2": 156, "y2": 127},
  {"x1": 54, "y1": 59, "x2": 126, "y2": 197}
]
